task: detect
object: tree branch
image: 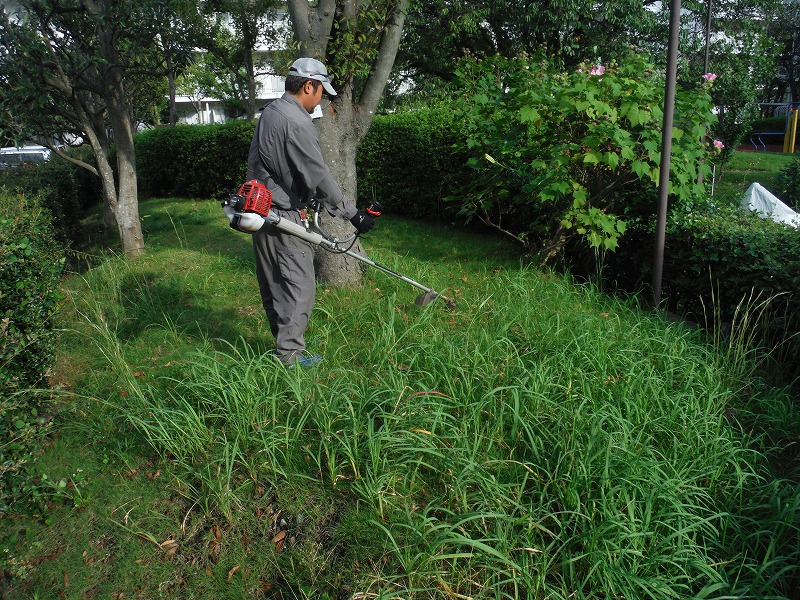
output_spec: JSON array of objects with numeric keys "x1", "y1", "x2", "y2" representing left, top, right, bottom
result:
[
  {"x1": 48, "y1": 143, "x2": 99, "y2": 177},
  {"x1": 287, "y1": 0, "x2": 311, "y2": 53},
  {"x1": 355, "y1": 0, "x2": 409, "y2": 134},
  {"x1": 311, "y1": 0, "x2": 337, "y2": 54}
]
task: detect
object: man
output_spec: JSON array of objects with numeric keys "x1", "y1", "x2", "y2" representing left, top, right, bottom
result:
[{"x1": 246, "y1": 57, "x2": 376, "y2": 367}]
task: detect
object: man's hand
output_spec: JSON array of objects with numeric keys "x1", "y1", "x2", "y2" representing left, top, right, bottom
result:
[{"x1": 349, "y1": 210, "x2": 376, "y2": 233}]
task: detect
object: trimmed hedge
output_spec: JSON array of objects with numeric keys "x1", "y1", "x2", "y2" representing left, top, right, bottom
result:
[
  {"x1": 605, "y1": 207, "x2": 800, "y2": 371},
  {"x1": 356, "y1": 108, "x2": 471, "y2": 220},
  {"x1": 1, "y1": 188, "x2": 65, "y2": 511},
  {"x1": 133, "y1": 108, "x2": 473, "y2": 221},
  {"x1": 748, "y1": 116, "x2": 787, "y2": 137},
  {"x1": 777, "y1": 159, "x2": 800, "y2": 209},
  {"x1": 135, "y1": 121, "x2": 254, "y2": 200}
]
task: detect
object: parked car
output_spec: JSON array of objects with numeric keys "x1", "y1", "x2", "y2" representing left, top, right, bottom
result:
[{"x1": 0, "y1": 145, "x2": 52, "y2": 169}]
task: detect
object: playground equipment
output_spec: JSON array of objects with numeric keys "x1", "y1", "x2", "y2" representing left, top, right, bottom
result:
[
  {"x1": 784, "y1": 107, "x2": 799, "y2": 154},
  {"x1": 749, "y1": 102, "x2": 799, "y2": 153}
]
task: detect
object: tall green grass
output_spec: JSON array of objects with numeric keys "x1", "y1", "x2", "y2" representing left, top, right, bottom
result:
[{"x1": 7, "y1": 198, "x2": 798, "y2": 598}]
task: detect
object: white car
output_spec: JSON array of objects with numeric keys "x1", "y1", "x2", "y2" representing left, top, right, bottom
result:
[{"x1": 0, "y1": 145, "x2": 52, "y2": 168}]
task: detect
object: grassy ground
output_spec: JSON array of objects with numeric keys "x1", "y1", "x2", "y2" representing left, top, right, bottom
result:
[
  {"x1": 713, "y1": 149, "x2": 798, "y2": 206},
  {"x1": 2, "y1": 163, "x2": 800, "y2": 598}
]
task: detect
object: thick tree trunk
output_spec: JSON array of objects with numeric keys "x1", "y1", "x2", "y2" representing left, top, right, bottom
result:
[
  {"x1": 288, "y1": 0, "x2": 409, "y2": 286},
  {"x1": 314, "y1": 91, "x2": 368, "y2": 285},
  {"x1": 107, "y1": 100, "x2": 144, "y2": 257},
  {"x1": 96, "y1": 6, "x2": 145, "y2": 258}
]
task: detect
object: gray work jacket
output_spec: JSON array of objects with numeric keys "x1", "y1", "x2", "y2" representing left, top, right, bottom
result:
[{"x1": 246, "y1": 93, "x2": 357, "y2": 220}]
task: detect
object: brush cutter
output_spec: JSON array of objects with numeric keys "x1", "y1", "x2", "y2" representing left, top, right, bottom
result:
[{"x1": 222, "y1": 180, "x2": 456, "y2": 309}]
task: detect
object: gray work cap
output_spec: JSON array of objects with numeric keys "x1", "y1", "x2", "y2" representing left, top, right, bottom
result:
[{"x1": 289, "y1": 57, "x2": 337, "y2": 96}]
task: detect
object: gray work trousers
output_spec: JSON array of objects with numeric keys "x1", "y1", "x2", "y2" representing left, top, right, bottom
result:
[{"x1": 252, "y1": 209, "x2": 316, "y2": 362}]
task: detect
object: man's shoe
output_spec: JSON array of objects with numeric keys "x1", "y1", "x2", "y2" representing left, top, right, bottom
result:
[{"x1": 284, "y1": 353, "x2": 323, "y2": 368}]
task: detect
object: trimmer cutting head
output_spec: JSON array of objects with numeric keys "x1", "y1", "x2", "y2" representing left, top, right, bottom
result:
[{"x1": 415, "y1": 290, "x2": 456, "y2": 310}]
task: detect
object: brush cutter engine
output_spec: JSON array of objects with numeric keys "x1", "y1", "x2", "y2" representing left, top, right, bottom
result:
[{"x1": 222, "y1": 180, "x2": 273, "y2": 232}]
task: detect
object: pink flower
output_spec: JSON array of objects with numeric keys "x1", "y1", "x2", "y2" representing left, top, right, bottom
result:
[
  {"x1": 713, "y1": 139, "x2": 724, "y2": 149},
  {"x1": 589, "y1": 64, "x2": 605, "y2": 76},
  {"x1": 702, "y1": 73, "x2": 717, "y2": 82}
]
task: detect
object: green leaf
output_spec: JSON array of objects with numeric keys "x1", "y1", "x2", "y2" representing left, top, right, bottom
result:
[
  {"x1": 620, "y1": 144, "x2": 636, "y2": 161},
  {"x1": 632, "y1": 160, "x2": 649, "y2": 178},
  {"x1": 520, "y1": 105, "x2": 540, "y2": 123},
  {"x1": 583, "y1": 151, "x2": 601, "y2": 165},
  {"x1": 604, "y1": 152, "x2": 620, "y2": 171},
  {"x1": 623, "y1": 102, "x2": 640, "y2": 126}
]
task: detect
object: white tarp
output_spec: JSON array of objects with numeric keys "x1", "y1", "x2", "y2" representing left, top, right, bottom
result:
[{"x1": 740, "y1": 182, "x2": 800, "y2": 228}]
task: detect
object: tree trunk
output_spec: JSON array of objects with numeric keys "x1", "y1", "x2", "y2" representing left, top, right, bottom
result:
[
  {"x1": 243, "y1": 19, "x2": 258, "y2": 121},
  {"x1": 314, "y1": 90, "x2": 368, "y2": 285},
  {"x1": 107, "y1": 99, "x2": 144, "y2": 257},
  {"x1": 96, "y1": 5, "x2": 145, "y2": 257},
  {"x1": 288, "y1": 0, "x2": 409, "y2": 286},
  {"x1": 167, "y1": 59, "x2": 178, "y2": 126}
]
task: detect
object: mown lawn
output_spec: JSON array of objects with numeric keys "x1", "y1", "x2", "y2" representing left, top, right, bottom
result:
[{"x1": 713, "y1": 149, "x2": 798, "y2": 206}]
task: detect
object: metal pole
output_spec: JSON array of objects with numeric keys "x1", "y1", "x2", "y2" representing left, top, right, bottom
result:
[
  {"x1": 652, "y1": 0, "x2": 682, "y2": 306},
  {"x1": 703, "y1": 0, "x2": 713, "y2": 74}
]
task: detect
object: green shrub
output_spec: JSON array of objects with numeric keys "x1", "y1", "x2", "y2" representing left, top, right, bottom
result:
[
  {"x1": 745, "y1": 116, "x2": 786, "y2": 149},
  {"x1": 0, "y1": 147, "x2": 101, "y2": 245},
  {"x1": 356, "y1": 107, "x2": 471, "y2": 220},
  {"x1": 776, "y1": 159, "x2": 800, "y2": 209},
  {"x1": 748, "y1": 116, "x2": 786, "y2": 136},
  {"x1": 450, "y1": 51, "x2": 719, "y2": 258},
  {"x1": 0, "y1": 189, "x2": 65, "y2": 511},
  {"x1": 662, "y1": 208, "x2": 800, "y2": 314},
  {"x1": 135, "y1": 121, "x2": 254, "y2": 199},
  {"x1": 607, "y1": 206, "x2": 800, "y2": 372},
  {"x1": 133, "y1": 113, "x2": 471, "y2": 221}
]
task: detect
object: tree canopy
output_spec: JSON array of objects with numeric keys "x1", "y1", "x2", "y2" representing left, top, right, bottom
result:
[
  {"x1": 0, "y1": 0, "x2": 192, "y2": 255},
  {"x1": 395, "y1": 0, "x2": 784, "y2": 108}
]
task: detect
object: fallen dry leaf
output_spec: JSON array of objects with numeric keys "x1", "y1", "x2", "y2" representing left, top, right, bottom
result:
[
  {"x1": 271, "y1": 530, "x2": 287, "y2": 543},
  {"x1": 227, "y1": 565, "x2": 240, "y2": 581},
  {"x1": 271, "y1": 530, "x2": 287, "y2": 553},
  {"x1": 209, "y1": 539, "x2": 221, "y2": 563}
]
